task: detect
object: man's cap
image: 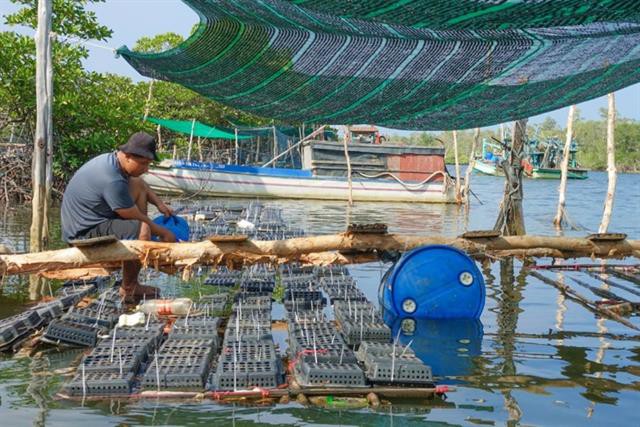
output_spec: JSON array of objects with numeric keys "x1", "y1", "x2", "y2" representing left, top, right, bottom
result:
[{"x1": 119, "y1": 132, "x2": 159, "y2": 161}]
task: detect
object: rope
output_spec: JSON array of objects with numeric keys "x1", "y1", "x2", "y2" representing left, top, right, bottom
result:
[{"x1": 354, "y1": 170, "x2": 448, "y2": 190}]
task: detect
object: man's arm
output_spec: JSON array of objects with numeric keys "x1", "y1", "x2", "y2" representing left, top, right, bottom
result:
[
  {"x1": 115, "y1": 206, "x2": 176, "y2": 242},
  {"x1": 146, "y1": 187, "x2": 173, "y2": 217}
]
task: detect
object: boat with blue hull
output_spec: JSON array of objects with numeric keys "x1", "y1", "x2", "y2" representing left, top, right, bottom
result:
[{"x1": 145, "y1": 141, "x2": 459, "y2": 203}]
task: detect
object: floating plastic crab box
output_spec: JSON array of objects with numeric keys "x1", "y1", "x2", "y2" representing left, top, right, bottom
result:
[{"x1": 378, "y1": 245, "x2": 485, "y2": 319}]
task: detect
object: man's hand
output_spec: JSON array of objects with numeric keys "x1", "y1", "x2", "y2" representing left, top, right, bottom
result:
[
  {"x1": 157, "y1": 202, "x2": 173, "y2": 217},
  {"x1": 157, "y1": 227, "x2": 176, "y2": 243}
]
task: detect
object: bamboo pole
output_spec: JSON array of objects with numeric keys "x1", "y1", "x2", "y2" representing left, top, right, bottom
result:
[
  {"x1": 234, "y1": 127, "x2": 239, "y2": 165},
  {"x1": 255, "y1": 135, "x2": 261, "y2": 163},
  {"x1": 262, "y1": 126, "x2": 325, "y2": 167},
  {"x1": 452, "y1": 130, "x2": 462, "y2": 203},
  {"x1": 43, "y1": 20, "x2": 53, "y2": 247},
  {"x1": 197, "y1": 137, "x2": 203, "y2": 162},
  {"x1": 554, "y1": 105, "x2": 576, "y2": 228},
  {"x1": 187, "y1": 119, "x2": 195, "y2": 161},
  {"x1": 599, "y1": 93, "x2": 617, "y2": 233},
  {"x1": 142, "y1": 80, "x2": 154, "y2": 122},
  {"x1": 29, "y1": 0, "x2": 52, "y2": 300},
  {"x1": 272, "y1": 125, "x2": 278, "y2": 160},
  {"x1": 343, "y1": 126, "x2": 353, "y2": 206},
  {"x1": 2, "y1": 233, "x2": 639, "y2": 278},
  {"x1": 463, "y1": 128, "x2": 480, "y2": 204},
  {"x1": 156, "y1": 124, "x2": 162, "y2": 152},
  {"x1": 529, "y1": 271, "x2": 638, "y2": 331}
]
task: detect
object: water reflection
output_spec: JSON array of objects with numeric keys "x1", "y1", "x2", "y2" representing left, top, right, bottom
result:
[{"x1": 383, "y1": 313, "x2": 484, "y2": 378}]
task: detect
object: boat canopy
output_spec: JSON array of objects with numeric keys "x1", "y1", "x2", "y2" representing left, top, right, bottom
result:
[
  {"x1": 146, "y1": 117, "x2": 252, "y2": 140},
  {"x1": 118, "y1": 1, "x2": 640, "y2": 130}
]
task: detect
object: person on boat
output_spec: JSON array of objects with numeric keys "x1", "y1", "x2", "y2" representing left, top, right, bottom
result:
[{"x1": 60, "y1": 131, "x2": 176, "y2": 302}]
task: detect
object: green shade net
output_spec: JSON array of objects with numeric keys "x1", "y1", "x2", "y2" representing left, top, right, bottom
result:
[
  {"x1": 119, "y1": 1, "x2": 640, "y2": 130},
  {"x1": 146, "y1": 116, "x2": 251, "y2": 139}
]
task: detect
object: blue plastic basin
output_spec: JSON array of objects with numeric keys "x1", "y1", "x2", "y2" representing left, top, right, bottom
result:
[
  {"x1": 379, "y1": 245, "x2": 485, "y2": 319},
  {"x1": 151, "y1": 215, "x2": 190, "y2": 242}
]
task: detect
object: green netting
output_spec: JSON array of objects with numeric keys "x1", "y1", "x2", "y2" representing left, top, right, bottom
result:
[
  {"x1": 146, "y1": 116, "x2": 252, "y2": 139},
  {"x1": 119, "y1": 1, "x2": 640, "y2": 130}
]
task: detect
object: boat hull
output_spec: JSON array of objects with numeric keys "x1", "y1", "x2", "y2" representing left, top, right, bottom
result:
[
  {"x1": 472, "y1": 161, "x2": 504, "y2": 176},
  {"x1": 529, "y1": 168, "x2": 589, "y2": 180},
  {"x1": 144, "y1": 166, "x2": 458, "y2": 203}
]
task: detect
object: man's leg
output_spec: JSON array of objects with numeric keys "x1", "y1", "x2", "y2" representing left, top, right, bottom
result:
[
  {"x1": 129, "y1": 177, "x2": 151, "y2": 240},
  {"x1": 121, "y1": 177, "x2": 158, "y2": 301}
]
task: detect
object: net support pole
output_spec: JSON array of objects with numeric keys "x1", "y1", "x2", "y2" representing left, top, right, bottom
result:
[
  {"x1": 272, "y1": 125, "x2": 278, "y2": 161},
  {"x1": 553, "y1": 105, "x2": 576, "y2": 228},
  {"x1": 197, "y1": 136, "x2": 203, "y2": 162},
  {"x1": 156, "y1": 124, "x2": 162, "y2": 152},
  {"x1": 343, "y1": 126, "x2": 353, "y2": 206},
  {"x1": 187, "y1": 118, "x2": 195, "y2": 161},
  {"x1": 599, "y1": 93, "x2": 617, "y2": 233},
  {"x1": 262, "y1": 125, "x2": 325, "y2": 167},
  {"x1": 453, "y1": 130, "x2": 462, "y2": 204},
  {"x1": 234, "y1": 128, "x2": 239, "y2": 165},
  {"x1": 30, "y1": 0, "x2": 52, "y2": 300},
  {"x1": 463, "y1": 127, "x2": 480, "y2": 204}
]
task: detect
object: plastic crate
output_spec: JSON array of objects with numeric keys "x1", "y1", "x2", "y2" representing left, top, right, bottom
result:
[
  {"x1": 43, "y1": 319, "x2": 98, "y2": 347},
  {"x1": 169, "y1": 317, "x2": 220, "y2": 345},
  {"x1": 361, "y1": 355, "x2": 433, "y2": 386},
  {"x1": 295, "y1": 361, "x2": 366, "y2": 387},
  {"x1": 211, "y1": 360, "x2": 282, "y2": 391},
  {"x1": 81, "y1": 352, "x2": 140, "y2": 374},
  {"x1": 338, "y1": 319, "x2": 391, "y2": 346},
  {"x1": 65, "y1": 371, "x2": 134, "y2": 396}
]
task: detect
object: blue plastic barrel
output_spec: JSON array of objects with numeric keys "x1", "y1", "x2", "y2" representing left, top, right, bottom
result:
[
  {"x1": 151, "y1": 215, "x2": 190, "y2": 242},
  {"x1": 379, "y1": 245, "x2": 485, "y2": 319}
]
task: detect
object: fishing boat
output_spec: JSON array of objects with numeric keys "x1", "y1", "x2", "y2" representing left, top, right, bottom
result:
[
  {"x1": 472, "y1": 140, "x2": 505, "y2": 177},
  {"x1": 144, "y1": 140, "x2": 458, "y2": 203},
  {"x1": 523, "y1": 137, "x2": 589, "y2": 180},
  {"x1": 473, "y1": 137, "x2": 588, "y2": 179}
]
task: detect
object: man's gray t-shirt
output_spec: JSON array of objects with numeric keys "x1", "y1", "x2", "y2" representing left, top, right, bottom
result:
[{"x1": 61, "y1": 152, "x2": 134, "y2": 242}]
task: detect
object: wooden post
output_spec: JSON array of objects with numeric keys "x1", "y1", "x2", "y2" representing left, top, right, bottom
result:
[
  {"x1": 463, "y1": 128, "x2": 480, "y2": 204},
  {"x1": 234, "y1": 128, "x2": 239, "y2": 165},
  {"x1": 255, "y1": 135, "x2": 261, "y2": 164},
  {"x1": 494, "y1": 119, "x2": 527, "y2": 236},
  {"x1": 197, "y1": 136, "x2": 203, "y2": 162},
  {"x1": 343, "y1": 126, "x2": 353, "y2": 206},
  {"x1": 452, "y1": 130, "x2": 462, "y2": 204},
  {"x1": 142, "y1": 80, "x2": 154, "y2": 122},
  {"x1": 272, "y1": 125, "x2": 278, "y2": 161},
  {"x1": 43, "y1": 10, "x2": 54, "y2": 247},
  {"x1": 500, "y1": 123, "x2": 505, "y2": 142},
  {"x1": 172, "y1": 142, "x2": 177, "y2": 160},
  {"x1": 599, "y1": 93, "x2": 617, "y2": 233},
  {"x1": 187, "y1": 118, "x2": 195, "y2": 161},
  {"x1": 30, "y1": 0, "x2": 52, "y2": 300},
  {"x1": 156, "y1": 124, "x2": 162, "y2": 152},
  {"x1": 553, "y1": 105, "x2": 576, "y2": 228}
]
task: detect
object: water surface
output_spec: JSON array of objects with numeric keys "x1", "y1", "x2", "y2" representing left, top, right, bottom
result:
[{"x1": 1, "y1": 171, "x2": 639, "y2": 426}]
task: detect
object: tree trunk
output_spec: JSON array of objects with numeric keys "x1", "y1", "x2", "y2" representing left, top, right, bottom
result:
[
  {"x1": 599, "y1": 93, "x2": 617, "y2": 233},
  {"x1": 30, "y1": 0, "x2": 52, "y2": 300},
  {"x1": 452, "y1": 130, "x2": 462, "y2": 204},
  {"x1": 495, "y1": 119, "x2": 527, "y2": 236},
  {"x1": 2, "y1": 233, "x2": 639, "y2": 278},
  {"x1": 463, "y1": 128, "x2": 480, "y2": 203},
  {"x1": 554, "y1": 105, "x2": 576, "y2": 228}
]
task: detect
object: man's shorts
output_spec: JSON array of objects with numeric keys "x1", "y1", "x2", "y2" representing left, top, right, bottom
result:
[{"x1": 81, "y1": 219, "x2": 141, "y2": 240}]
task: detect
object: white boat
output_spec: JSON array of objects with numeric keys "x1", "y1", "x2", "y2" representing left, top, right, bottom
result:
[{"x1": 144, "y1": 141, "x2": 459, "y2": 203}]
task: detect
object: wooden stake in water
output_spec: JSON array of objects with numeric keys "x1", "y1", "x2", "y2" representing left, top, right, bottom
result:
[
  {"x1": 154, "y1": 350, "x2": 161, "y2": 392},
  {"x1": 400, "y1": 340, "x2": 414, "y2": 357},
  {"x1": 109, "y1": 325, "x2": 118, "y2": 363},
  {"x1": 391, "y1": 329, "x2": 402, "y2": 382},
  {"x1": 81, "y1": 363, "x2": 87, "y2": 397}
]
